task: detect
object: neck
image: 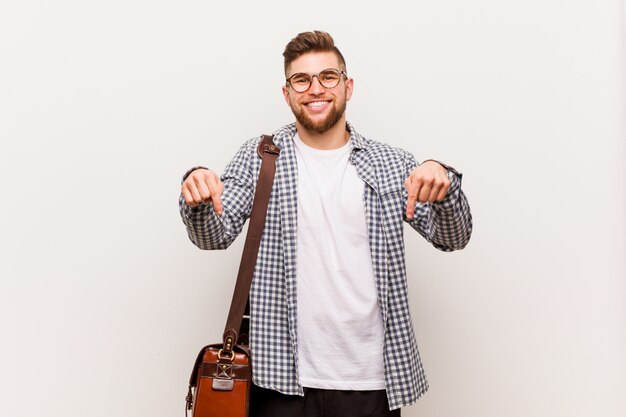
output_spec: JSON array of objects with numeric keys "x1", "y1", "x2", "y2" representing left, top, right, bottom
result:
[{"x1": 295, "y1": 116, "x2": 349, "y2": 150}]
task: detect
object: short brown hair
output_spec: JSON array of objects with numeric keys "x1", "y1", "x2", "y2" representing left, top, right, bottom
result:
[{"x1": 283, "y1": 30, "x2": 346, "y2": 75}]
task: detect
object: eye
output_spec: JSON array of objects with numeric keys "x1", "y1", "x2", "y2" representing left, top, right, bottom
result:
[
  {"x1": 291, "y1": 74, "x2": 310, "y2": 84},
  {"x1": 320, "y1": 71, "x2": 339, "y2": 82}
]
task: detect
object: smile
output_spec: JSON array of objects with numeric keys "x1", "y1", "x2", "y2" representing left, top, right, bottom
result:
[{"x1": 304, "y1": 100, "x2": 331, "y2": 110}]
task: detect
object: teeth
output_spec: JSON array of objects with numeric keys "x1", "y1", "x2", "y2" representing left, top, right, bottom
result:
[{"x1": 307, "y1": 101, "x2": 328, "y2": 108}]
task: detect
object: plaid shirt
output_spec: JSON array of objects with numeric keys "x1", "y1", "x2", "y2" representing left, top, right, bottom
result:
[{"x1": 179, "y1": 122, "x2": 472, "y2": 410}]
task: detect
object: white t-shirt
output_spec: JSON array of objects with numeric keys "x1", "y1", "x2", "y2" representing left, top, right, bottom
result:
[{"x1": 293, "y1": 133, "x2": 386, "y2": 390}]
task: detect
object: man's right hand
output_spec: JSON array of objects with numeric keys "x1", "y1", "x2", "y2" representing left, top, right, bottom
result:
[{"x1": 181, "y1": 169, "x2": 224, "y2": 214}]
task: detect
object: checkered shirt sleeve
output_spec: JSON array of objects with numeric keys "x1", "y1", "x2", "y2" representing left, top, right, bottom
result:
[
  {"x1": 403, "y1": 153, "x2": 473, "y2": 251},
  {"x1": 179, "y1": 138, "x2": 259, "y2": 250}
]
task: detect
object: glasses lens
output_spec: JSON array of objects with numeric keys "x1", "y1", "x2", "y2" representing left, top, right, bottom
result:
[
  {"x1": 289, "y1": 73, "x2": 311, "y2": 92},
  {"x1": 318, "y1": 69, "x2": 341, "y2": 89}
]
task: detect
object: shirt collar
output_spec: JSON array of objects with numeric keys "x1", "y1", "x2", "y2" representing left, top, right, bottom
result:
[
  {"x1": 271, "y1": 121, "x2": 366, "y2": 151},
  {"x1": 346, "y1": 121, "x2": 366, "y2": 150}
]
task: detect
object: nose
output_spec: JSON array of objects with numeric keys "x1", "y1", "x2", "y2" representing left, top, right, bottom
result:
[{"x1": 308, "y1": 75, "x2": 325, "y2": 94}]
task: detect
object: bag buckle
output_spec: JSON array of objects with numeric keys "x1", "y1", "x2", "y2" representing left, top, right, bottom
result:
[{"x1": 217, "y1": 349, "x2": 235, "y2": 362}]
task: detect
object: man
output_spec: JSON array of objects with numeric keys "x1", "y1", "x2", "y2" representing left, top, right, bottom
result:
[{"x1": 180, "y1": 31, "x2": 472, "y2": 417}]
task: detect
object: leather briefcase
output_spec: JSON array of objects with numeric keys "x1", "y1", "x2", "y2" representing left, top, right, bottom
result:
[{"x1": 186, "y1": 343, "x2": 251, "y2": 417}]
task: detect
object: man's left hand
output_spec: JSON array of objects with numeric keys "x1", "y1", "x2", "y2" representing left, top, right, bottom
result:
[{"x1": 404, "y1": 161, "x2": 450, "y2": 219}]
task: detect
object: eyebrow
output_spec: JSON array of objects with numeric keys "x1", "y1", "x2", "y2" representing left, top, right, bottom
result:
[{"x1": 286, "y1": 68, "x2": 343, "y2": 78}]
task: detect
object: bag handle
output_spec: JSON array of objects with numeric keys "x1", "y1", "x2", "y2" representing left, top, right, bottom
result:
[{"x1": 221, "y1": 134, "x2": 280, "y2": 355}]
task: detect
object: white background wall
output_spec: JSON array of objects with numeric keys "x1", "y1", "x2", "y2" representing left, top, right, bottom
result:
[{"x1": 1, "y1": 1, "x2": 624, "y2": 416}]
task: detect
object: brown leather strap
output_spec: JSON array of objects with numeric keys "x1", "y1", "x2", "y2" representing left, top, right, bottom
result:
[{"x1": 222, "y1": 135, "x2": 279, "y2": 352}]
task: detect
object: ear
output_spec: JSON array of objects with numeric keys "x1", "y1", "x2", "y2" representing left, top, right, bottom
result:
[
  {"x1": 282, "y1": 84, "x2": 290, "y2": 105},
  {"x1": 345, "y1": 77, "x2": 354, "y2": 102}
]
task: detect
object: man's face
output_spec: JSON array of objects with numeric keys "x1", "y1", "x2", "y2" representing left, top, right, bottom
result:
[{"x1": 282, "y1": 51, "x2": 353, "y2": 134}]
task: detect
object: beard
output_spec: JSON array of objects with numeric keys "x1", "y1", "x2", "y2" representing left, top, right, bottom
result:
[{"x1": 290, "y1": 96, "x2": 347, "y2": 134}]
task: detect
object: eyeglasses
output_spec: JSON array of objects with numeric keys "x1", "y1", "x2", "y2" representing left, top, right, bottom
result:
[{"x1": 286, "y1": 68, "x2": 347, "y2": 93}]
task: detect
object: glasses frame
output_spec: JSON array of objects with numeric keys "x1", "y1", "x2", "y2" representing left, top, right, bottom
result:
[{"x1": 285, "y1": 68, "x2": 348, "y2": 93}]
